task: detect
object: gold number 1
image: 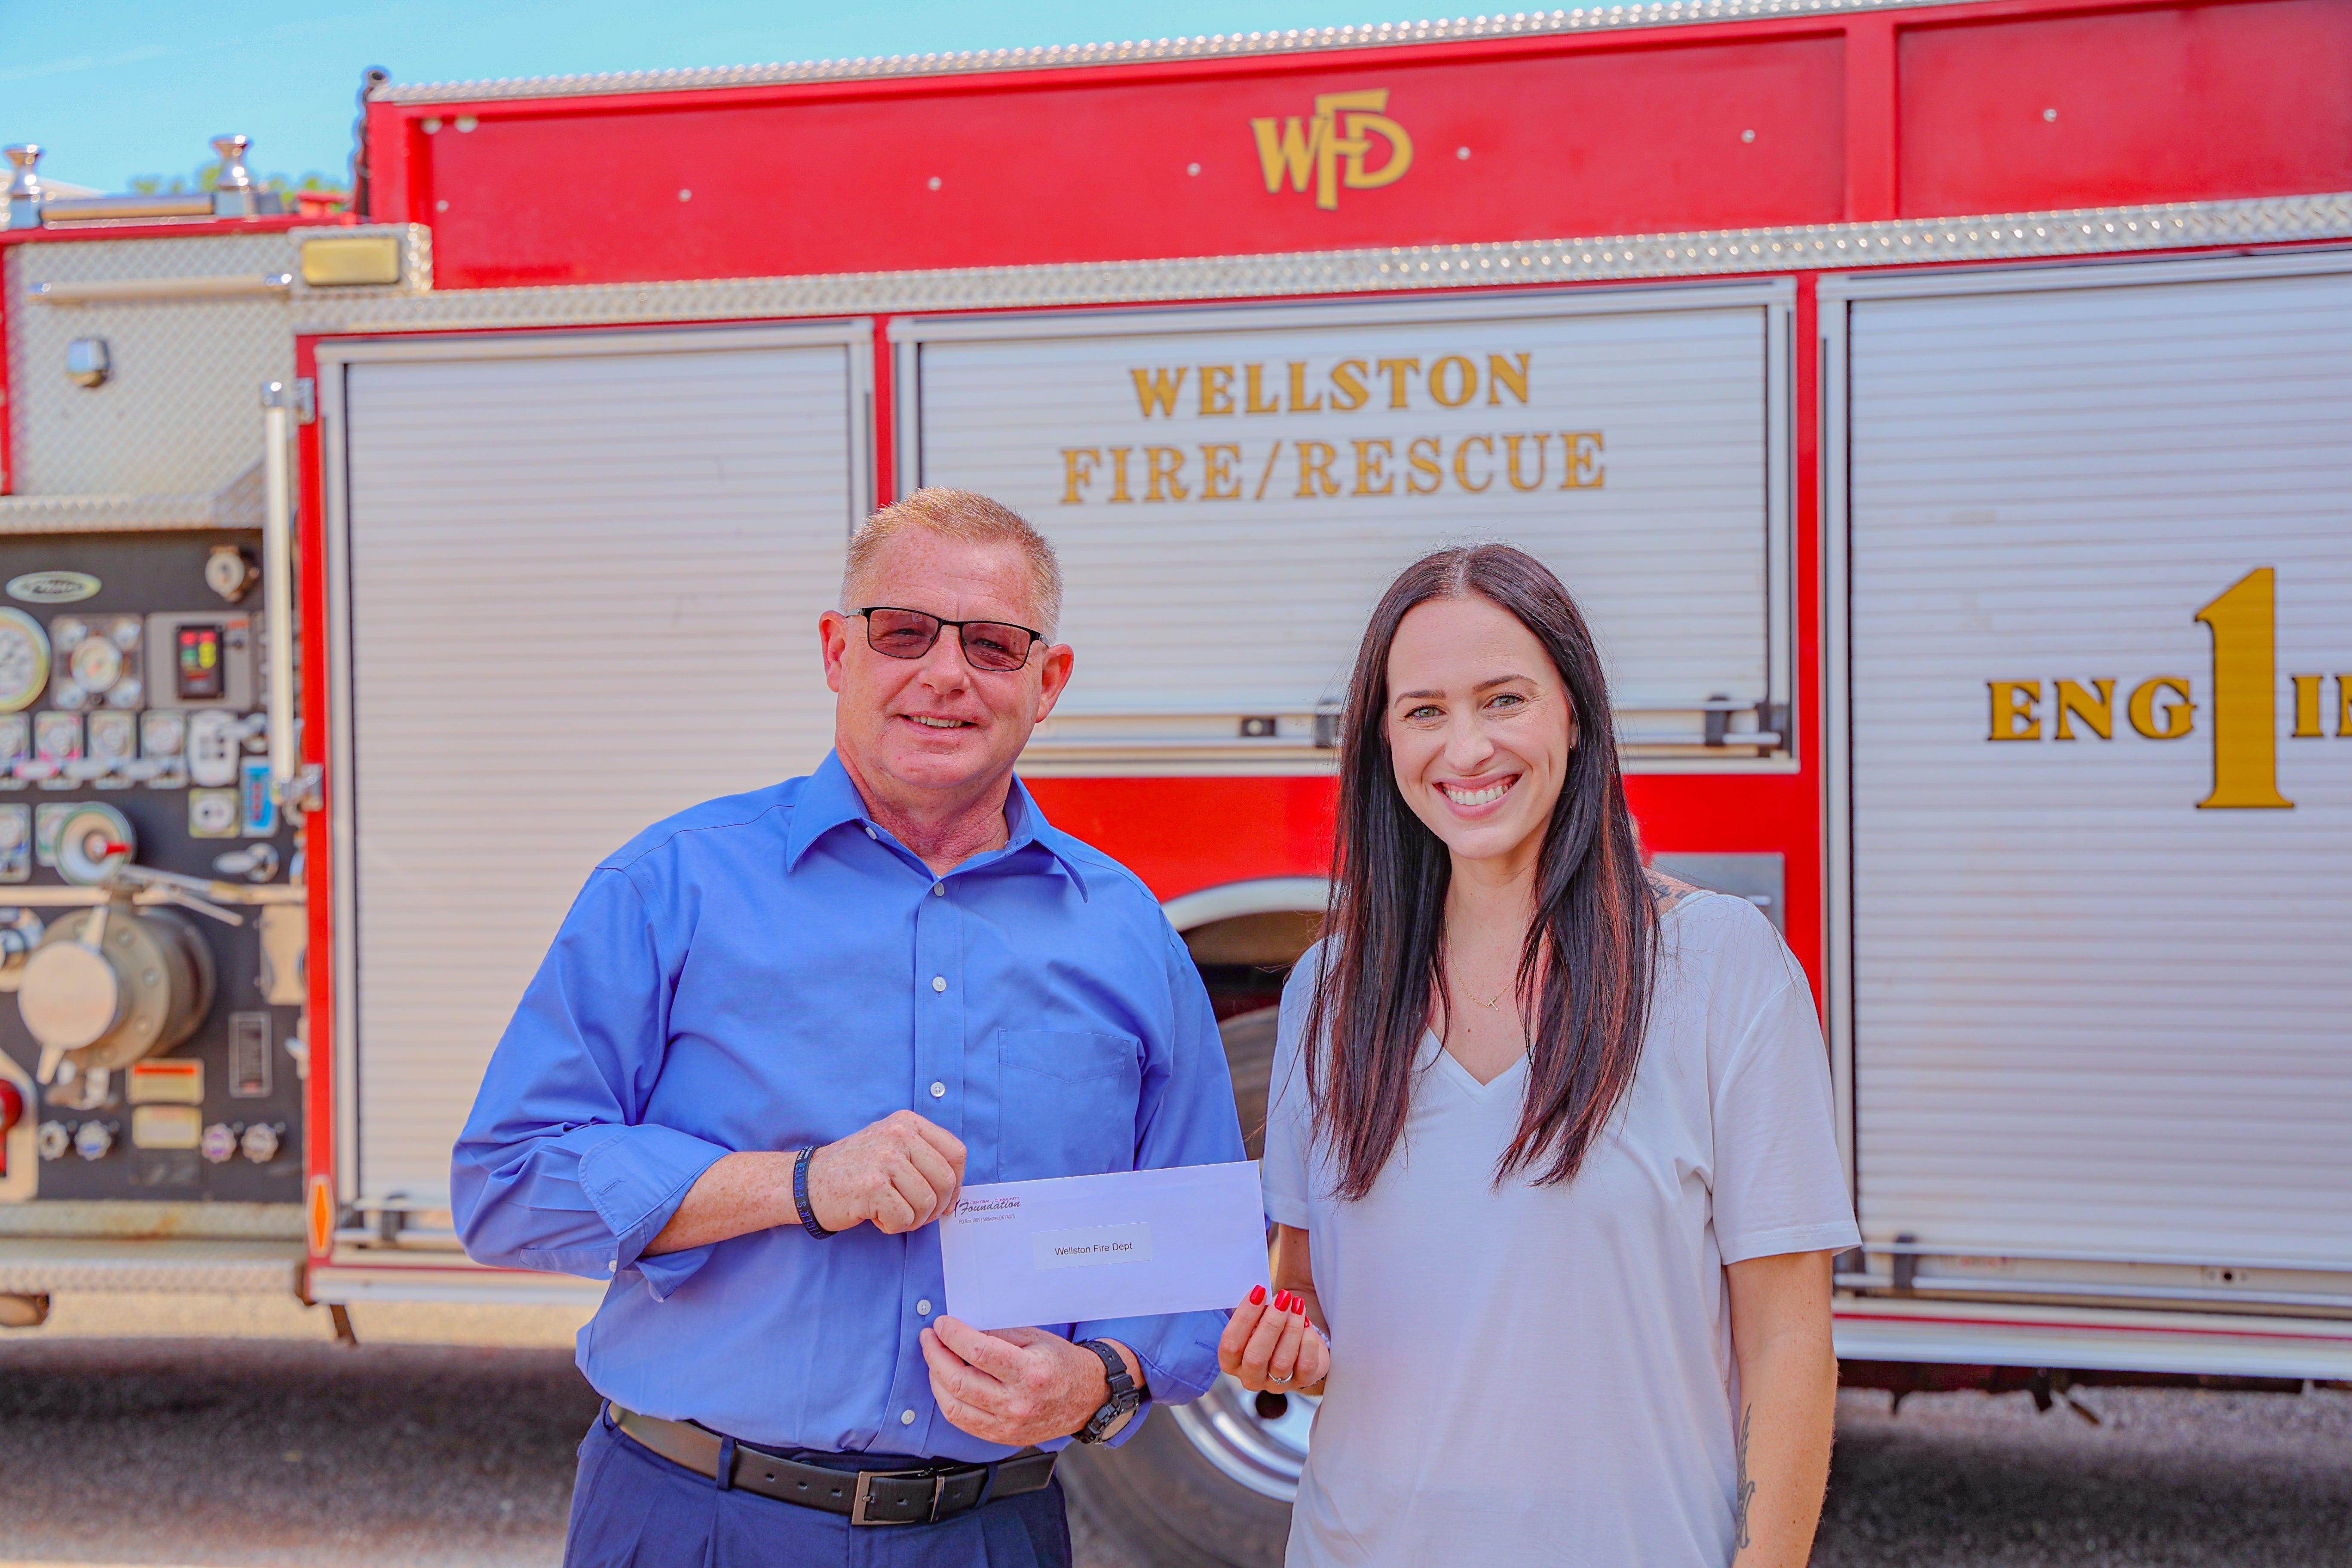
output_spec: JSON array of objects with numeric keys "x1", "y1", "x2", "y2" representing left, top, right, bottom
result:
[{"x1": 2194, "y1": 567, "x2": 2293, "y2": 809}]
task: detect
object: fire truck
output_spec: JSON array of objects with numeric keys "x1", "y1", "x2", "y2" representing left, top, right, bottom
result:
[{"x1": 3, "y1": 2, "x2": 2348, "y2": 1561}]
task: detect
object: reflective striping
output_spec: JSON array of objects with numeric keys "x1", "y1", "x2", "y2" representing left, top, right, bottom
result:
[
  {"x1": 1844, "y1": 261, "x2": 2352, "y2": 1277},
  {"x1": 334, "y1": 332, "x2": 862, "y2": 1204}
]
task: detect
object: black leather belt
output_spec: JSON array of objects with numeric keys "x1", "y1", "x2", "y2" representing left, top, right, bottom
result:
[{"x1": 609, "y1": 1403, "x2": 1058, "y2": 1526}]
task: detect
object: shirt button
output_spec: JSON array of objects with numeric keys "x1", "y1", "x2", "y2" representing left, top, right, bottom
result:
[
  {"x1": 930, "y1": 1081, "x2": 945, "y2": 1099},
  {"x1": 900, "y1": 1409, "x2": 916, "y2": 1426},
  {"x1": 931, "y1": 976, "x2": 946, "y2": 992},
  {"x1": 917, "y1": 1299, "x2": 933, "y2": 1316},
  {"x1": 932, "y1": 883, "x2": 944, "y2": 896},
  {"x1": 606, "y1": 1259, "x2": 617, "y2": 1273},
  {"x1": 864, "y1": 825, "x2": 877, "y2": 840}
]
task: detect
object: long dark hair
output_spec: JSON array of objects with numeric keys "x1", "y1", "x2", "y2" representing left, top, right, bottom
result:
[{"x1": 1304, "y1": 544, "x2": 1659, "y2": 1199}]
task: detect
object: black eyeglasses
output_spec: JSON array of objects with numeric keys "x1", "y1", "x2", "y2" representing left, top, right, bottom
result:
[{"x1": 857, "y1": 607, "x2": 1044, "y2": 673}]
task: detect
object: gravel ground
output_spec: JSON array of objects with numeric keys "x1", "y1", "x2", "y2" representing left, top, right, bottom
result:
[
  {"x1": 0, "y1": 1334, "x2": 594, "y2": 1568},
  {"x1": 3, "y1": 1294, "x2": 2348, "y2": 1567},
  {"x1": 1817, "y1": 1384, "x2": 2352, "y2": 1568}
]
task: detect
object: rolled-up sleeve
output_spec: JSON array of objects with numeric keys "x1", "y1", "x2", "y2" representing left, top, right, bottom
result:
[
  {"x1": 1068, "y1": 924, "x2": 1247, "y2": 1439},
  {"x1": 451, "y1": 867, "x2": 730, "y2": 1298}
]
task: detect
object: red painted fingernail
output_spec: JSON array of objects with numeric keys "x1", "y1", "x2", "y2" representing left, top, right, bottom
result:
[
  {"x1": 1276, "y1": 1290, "x2": 1294, "y2": 1312},
  {"x1": 1249, "y1": 1285, "x2": 1266, "y2": 1305}
]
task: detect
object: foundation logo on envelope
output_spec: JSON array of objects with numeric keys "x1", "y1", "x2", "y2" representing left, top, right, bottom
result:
[
  {"x1": 1035, "y1": 1222, "x2": 1155, "y2": 1270},
  {"x1": 956, "y1": 1196, "x2": 1021, "y2": 1223}
]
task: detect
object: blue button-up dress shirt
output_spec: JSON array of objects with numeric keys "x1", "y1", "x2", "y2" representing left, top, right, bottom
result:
[{"x1": 451, "y1": 753, "x2": 1244, "y2": 1459}]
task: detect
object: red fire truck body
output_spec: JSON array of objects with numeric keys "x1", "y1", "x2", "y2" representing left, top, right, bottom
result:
[
  {"x1": 4, "y1": 3, "x2": 2350, "y2": 1558},
  {"x1": 305, "y1": 0, "x2": 2352, "y2": 1371}
]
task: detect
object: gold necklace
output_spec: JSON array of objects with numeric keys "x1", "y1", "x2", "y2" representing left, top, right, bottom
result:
[{"x1": 1461, "y1": 971, "x2": 1513, "y2": 1011}]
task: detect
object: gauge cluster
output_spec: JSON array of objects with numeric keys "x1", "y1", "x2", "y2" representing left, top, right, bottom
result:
[{"x1": 0, "y1": 534, "x2": 302, "y2": 1204}]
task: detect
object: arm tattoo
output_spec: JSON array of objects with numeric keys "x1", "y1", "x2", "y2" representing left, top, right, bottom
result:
[
  {"x1": 1644, "y1": 869, "x2": 1696, "y2": 912},
  {"x1": 1732, "y1": 1403, "x2": 1756, "y2": 1550}
]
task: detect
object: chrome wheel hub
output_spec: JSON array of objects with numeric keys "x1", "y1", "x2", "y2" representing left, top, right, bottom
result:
[{"x1": 1167, "y1": 1374, "x2": 1316, "y2": 1502}]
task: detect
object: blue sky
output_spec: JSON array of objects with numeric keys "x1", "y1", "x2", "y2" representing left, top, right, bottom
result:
[{"x1": 8, "y1": 2, "x2": 1380, "y2": 193}]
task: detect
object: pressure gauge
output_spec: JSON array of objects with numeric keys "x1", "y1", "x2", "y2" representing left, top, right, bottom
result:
[
  {"x1": 68, "y1": 636, "x2": 122, "y2": 694},
  {"x1": 49, "y1": 618, "x2": 86, "y2": 653},
  {"x1": 53, "y1": 802, "x2": 132, "y2": 886},
  {"x1": 86, "y1": 710, "x2": 135, "y2": 764},
  {"x1": 141, "y1": 710, "x2": 186, "y2": 757},
  {"x1": 107, "y1": 617, "x2": 141, "y2": 650},
  {"x1": 0, "y1": 609, "x2": 51, "y2": 713}
]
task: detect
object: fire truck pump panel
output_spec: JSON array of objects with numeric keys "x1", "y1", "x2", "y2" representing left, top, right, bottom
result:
[{"x1": 0, "y1": 537, "x2": 302, "y2": 1202}]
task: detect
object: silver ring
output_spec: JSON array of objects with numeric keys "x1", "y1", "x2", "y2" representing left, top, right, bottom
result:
[{"x1": 1269, "y1": 1371, "x2": 1292, "y2": 1384}]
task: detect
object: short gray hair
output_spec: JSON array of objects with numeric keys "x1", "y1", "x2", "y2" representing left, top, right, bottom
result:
[{"x1": 841, "y1": 488, "x2": 1064, "y2": 637}]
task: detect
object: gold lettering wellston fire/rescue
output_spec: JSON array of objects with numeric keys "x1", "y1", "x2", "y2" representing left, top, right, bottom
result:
[{"x1": 1059, "y1": 351, "x2": 1605, "y2": 502}]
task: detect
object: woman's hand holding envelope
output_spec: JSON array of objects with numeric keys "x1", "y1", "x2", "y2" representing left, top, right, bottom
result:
[{"x1": 1220, "y1": 1284, "x2": 1330, "y2": 1396}]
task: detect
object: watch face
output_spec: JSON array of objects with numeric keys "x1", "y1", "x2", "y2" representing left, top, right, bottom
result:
[{"x1": 1079, "y1": 1396, "x2": 1137, "y2": 1444}]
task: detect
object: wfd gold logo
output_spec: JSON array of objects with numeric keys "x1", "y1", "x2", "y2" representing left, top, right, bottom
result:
[
  {"x1": 1986, "y1": 567, "x2": 2347, "y2": 809},
  {"x1": 1251, "y1": 90, "x2": 1413, "y2": 211}
]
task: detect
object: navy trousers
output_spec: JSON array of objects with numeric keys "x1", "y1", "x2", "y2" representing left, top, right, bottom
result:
[{"x1": 562, "y1": 1406, "x2": 1075, "y2": 1568}]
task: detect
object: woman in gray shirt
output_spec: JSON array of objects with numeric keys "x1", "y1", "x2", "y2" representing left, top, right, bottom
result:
[{"x1": 1220, "y1": 544, "x2": 1856, "y2": 1567}]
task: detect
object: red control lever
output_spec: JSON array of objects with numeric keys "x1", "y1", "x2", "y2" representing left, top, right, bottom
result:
[{"x1": 0, "y1": 1080, "x2": 21, "y2": 1177}]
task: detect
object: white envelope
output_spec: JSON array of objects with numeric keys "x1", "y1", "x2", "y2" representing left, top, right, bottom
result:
[{"x1": 939, "y1": 1161, "x2": 1270, "y2": 1329}]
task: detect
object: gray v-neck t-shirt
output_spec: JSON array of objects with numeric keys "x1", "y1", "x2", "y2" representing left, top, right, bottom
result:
[{"x1": 1263, "y1": 892, "x2": 1859, "y2": 1567}]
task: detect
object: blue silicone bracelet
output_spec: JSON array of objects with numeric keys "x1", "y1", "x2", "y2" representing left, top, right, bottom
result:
[{"x1": 793, "y1": 1147, "x2": 835, "y2": 1239}]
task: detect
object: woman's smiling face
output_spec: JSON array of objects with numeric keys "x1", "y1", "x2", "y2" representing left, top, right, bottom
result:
[{"x1": 1383, "y1": 592, "x2": 1577, "y2": 871}]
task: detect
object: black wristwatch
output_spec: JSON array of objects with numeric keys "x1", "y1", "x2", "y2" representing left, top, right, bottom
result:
[{"x1": 1072, "y1": 1339, "x2": 1145, "y2": 1445}]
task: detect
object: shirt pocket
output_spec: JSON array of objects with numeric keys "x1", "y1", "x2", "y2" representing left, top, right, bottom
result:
[{"x1": 995, "y1": 1029, "x2": 1143, "y2": 1181}]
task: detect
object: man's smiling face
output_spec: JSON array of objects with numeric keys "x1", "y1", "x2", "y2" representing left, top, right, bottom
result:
[{"x1": 821, "y1": 527, "x2": 1073, "y2": 810}]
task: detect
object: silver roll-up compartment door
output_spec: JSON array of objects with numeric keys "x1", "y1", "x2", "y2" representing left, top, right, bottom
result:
[
  {"x1": 322, "y1": 323, "x2": 870, "y2": 1213},
  {"x1": 896, "y1": 284, "x2": 1796, "y2": 775},
  {"x1": 1835, "y1": 256, "x2": 2352, "y2": 1314}
]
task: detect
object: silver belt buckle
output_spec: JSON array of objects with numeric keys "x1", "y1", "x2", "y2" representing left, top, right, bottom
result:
[{"x1": 849, "y1": 1468, "x2": 946, "y2": 1526}]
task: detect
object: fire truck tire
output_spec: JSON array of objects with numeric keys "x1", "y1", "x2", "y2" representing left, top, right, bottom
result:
[
  {"x1": 1220, "y1": 1004, "x2": 1280, "y2": 1162},
  {"x1": 1052, "y1": 1004, "x2": 1301, "y2": 1565},
  {"x1": 1059, "y1": 1400, "x2": 1292, "y2": 1568}
]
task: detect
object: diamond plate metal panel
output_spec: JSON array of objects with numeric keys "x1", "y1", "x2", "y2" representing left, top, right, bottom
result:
[
  {"x1": 295, "y1": 194, "x2": 2352, "y2": 337},
  {"x1": 6, "y1": 226, "x2": 427, "y2": 503},
  {"x1": 0, "y1": 1237, "x2": 303, "y2": 1293},
  {"x1": 0, "y1": 1197, "x2": 304, "y2": 1239},
  {"x1": 10, "y1": 231, "x2": 299, "y2": 498},
  {"x1": 376, "y1": 0, "x2": 1970, "y2": 104},
  {"x1": 0, "y1": 462, "x2": 264, "y2": 534}
]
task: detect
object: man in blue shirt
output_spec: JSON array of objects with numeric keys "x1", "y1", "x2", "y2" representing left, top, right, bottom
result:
[{"x1": 453, "y1": 488, "x2": 1245, "y2": 1568}]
